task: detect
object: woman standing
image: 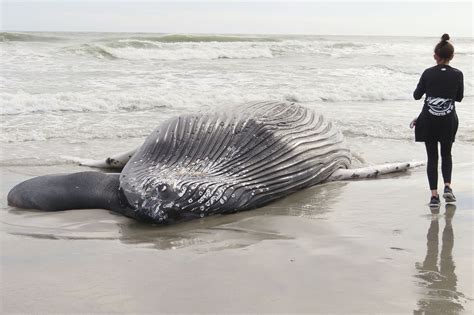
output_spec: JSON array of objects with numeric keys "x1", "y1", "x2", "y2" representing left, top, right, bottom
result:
[{"x1": 413, "y1": 33, "x2": 464, "y2": 208}]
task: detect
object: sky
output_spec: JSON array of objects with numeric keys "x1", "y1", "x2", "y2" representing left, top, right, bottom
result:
[{"x1": 1, "y1": 1, "x2": 472, "y2": 37}]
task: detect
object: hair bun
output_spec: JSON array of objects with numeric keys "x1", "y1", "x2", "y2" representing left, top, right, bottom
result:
[{"x1": 441, "y1": 33, "x2": 450, "y2": 41}]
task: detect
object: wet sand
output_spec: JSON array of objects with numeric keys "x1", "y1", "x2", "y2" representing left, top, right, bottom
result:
[{"x1": 1, "y1": 153, "x2": 473, "y2": 314}]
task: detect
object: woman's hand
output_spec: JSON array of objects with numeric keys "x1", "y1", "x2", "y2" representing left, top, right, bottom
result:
[{"x1": 409, "y1": 118, "x2": 417, "y2": 129}]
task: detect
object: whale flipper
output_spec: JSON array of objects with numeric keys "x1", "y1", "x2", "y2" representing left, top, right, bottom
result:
[
  {"x1": 62, "y1": 148, "x2": 137, "y2": 169},
  {"x1": 327, "y1": 161, "x2": 424, "y2": 181}
]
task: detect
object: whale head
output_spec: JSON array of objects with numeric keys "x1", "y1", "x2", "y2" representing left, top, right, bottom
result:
[{"x1": 119, "y1": 174, "x2": 186, "y2": 223}]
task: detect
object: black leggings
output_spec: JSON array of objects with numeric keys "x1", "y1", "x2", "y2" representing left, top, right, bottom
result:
[{"x1": 424, "y1": 141, "x2": 453, "y2": 190}]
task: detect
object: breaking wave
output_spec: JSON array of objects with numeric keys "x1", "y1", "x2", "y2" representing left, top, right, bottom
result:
[
  {"x1": 1, "y1": 91, "x2": 169, "y2": 115},
  {"x1": 328, "y1": 42, "x2": 364, "y2": 49},
  {"x1": 5, "y1": 31, "x2": 471, "y2": 61},
  {"x1": 120, "y1": 34, "x2": 280, "y2": 43},
  {"x1": 72, "y1": 44, "x2": 119, "y2": 60},
  {"x1": 0, "y1": 32, "x2": 64, "y2": 42},
  {"x1": 69, "y1": 42, "x2": 274, "y2": 60},
  {"x1": 70, "y1": 39, "x2": 371, "y2": 61}
]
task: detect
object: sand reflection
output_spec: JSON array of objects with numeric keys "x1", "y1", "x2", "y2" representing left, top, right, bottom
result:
[
  {"x1": 115, "y1": 181, "x2": 344, "y2": 250},
  {"x1": 414, "y1": 204, "x2": 466, "y2": 314},
  {"x1": 3, "y1": 181, "x2": 344, "y2": 251}
]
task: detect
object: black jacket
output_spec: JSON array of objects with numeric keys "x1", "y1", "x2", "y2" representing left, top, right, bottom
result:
[{"x1": 413, "y1": 64, "x2": 463, "y2": 142}]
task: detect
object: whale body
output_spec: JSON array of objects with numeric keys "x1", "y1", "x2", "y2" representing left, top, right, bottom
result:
[
  {"x1": 120, "y1": 101, "x2": 351, "y2": 223},
  {"x1": 12, "y1": 101, "x2": 417, "y2": 225}
]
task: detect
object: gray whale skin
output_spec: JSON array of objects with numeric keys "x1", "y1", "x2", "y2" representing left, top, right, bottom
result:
[{"x1": 8, "y1": 101, "x2": 351, "y2": 224}]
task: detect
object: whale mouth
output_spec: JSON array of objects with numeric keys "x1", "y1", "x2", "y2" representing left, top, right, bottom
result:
[
  {"x1": 121, "y1": 179, "x2": 185, "y2": 223},
  {"x1": 132, "y1": 197, "x2": 179, "y2": 223}
]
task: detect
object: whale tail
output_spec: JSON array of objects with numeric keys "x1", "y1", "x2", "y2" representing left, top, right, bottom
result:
[
  {"x1": 327, "y1": 161, "x2": 424, "y2": 181},
  {"x1": 7, "y1": 172, "x2": 137, "y2": 219}
]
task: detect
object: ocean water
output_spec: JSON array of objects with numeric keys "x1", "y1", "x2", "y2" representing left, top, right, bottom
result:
[{"x1": 1, "y1": 32, "x2": 473, "y2": 160}]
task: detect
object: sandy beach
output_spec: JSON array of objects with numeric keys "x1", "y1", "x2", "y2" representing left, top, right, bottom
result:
[{"x1": 1, "y1": 138, "x2": 472, "y2": 314}]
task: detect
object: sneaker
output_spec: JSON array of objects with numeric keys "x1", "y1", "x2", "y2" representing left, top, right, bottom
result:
[
  {"x1": 443, "y1": 186, "x2": 456, "y2": 203},
  {"x1": 429, "y1": 195, "x2": 441, "y2": 208}
]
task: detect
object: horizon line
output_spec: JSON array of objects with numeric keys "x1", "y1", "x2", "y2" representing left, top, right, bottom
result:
[{"x1": 2, "y1": 29, "x2": 473, "y2": 39}]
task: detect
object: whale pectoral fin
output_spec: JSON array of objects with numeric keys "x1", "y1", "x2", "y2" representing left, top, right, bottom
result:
[
  {"x1": 327, "y1": 161, "x2": 425, "y2": 181},
  {"x1": 62, "y1": 148, "x2": 137, "y2": 169}
]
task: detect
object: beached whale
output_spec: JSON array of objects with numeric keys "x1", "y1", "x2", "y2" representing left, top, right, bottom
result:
[{"x1": 7, "y1": 101, "x2": 418, "y2": 224}]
